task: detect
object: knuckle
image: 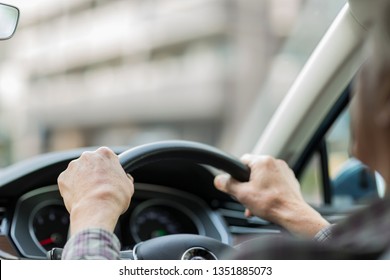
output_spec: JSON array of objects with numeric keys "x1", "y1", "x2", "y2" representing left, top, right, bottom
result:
[
  {"x1": 67, "y1": 158, "x2": 78, "y2": 167},
  {"x1": 276, "y1": 159, "x2": 288, "y2": 167},
  {"x1": 80, "y1": 151, "x2": 93, "y2": 160},
  {"x1": 263, "y1": 156, "x2": 275, "y2": 164},
  {"x1": 257, "y1": 155, "x2": 276, "y2": 168},
  {"x1": 97, "y1": 146, "x2": 114, "y2": 157},
  {"x1": 57, "y1": 172, "x2": 65, "y2": 185},
  {"x1": 65, "y1": 158, "x2": 81, "y2": 172}
]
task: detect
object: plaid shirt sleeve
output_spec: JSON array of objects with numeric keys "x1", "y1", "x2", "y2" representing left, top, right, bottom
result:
[
  {"x1": 313, "y1": 225, "x2": 334, "y2": 242},
  {"x1": 62, "y1": 228, "x2": 121, "y2": 260}
]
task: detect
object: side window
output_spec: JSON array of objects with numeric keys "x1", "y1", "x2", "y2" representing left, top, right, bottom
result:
[
  {"x1": 300, "y1": 107, "x2": 383, "y2": 207},
  {"x1": 300, "y1": 153, "x2": 322, "y2": 205}
]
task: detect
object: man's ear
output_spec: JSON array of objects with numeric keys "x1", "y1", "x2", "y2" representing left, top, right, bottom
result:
[{"x1": 376, "y1": 92, "x2": 390, "y2": 127}]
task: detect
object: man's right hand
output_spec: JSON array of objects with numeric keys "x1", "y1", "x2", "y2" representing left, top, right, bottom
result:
[{"x1": 214, "y1": 154, "x2": 329, "y2": 238}]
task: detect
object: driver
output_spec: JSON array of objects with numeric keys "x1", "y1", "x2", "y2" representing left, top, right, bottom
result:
[{"x1": 57, "y1": 6, "x2": 390, "y2": 260}]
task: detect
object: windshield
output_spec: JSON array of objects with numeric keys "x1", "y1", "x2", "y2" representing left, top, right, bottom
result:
[{"x1": 0, "y1": 0, "x2": 345, "y2": 167}]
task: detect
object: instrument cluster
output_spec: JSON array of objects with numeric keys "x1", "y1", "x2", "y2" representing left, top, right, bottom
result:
[{"x1": 10, "y1": 183, "x2": 230, "y2": 259}]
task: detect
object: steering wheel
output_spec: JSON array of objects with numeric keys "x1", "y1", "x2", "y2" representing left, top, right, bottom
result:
[{"x1": 117, "y1": 140, "x2": 250, "y2": 260}]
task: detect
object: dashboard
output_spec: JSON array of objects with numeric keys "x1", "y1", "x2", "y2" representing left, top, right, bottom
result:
[
  {"x1": 0, "y1": 147, "x2": 280, "y2": 259},
  {"x1": 10, "y1": 183, "x2": 230, "y2": 258}
]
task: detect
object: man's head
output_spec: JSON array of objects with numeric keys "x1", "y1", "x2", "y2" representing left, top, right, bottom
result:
[{"x1": 350, "y1": 4, "x2": 390, "y2": 185}]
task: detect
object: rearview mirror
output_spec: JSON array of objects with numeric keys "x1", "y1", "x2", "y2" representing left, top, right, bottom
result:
[{"x1": 0, "y1": 3, "x2": 19, "y2": 40}]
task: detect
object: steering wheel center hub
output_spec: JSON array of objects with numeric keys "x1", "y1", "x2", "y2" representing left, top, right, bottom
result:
[{"x1": 181, "y1": 247, "x2": 218, "y2": 260}]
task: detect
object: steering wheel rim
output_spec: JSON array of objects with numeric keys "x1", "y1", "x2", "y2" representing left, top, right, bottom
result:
[
  {"x1": 118, "y1": 140, "x2": 250, "y2": 182},
  {"x1": 118, "y1": 140, "x2": 249, "y2": 260}
]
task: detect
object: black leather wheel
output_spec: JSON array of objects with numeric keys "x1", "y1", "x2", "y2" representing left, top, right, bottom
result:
[
  {"x1": 118, "y1": 140, "x2": 250, "y2": 260},
  {"x1": 119, "y1": 140, "x2": 250, "y2": 182}
]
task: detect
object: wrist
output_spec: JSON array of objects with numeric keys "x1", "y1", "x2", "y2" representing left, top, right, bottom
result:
[
  {"x1": 273, "y1": 202, "x2": 330, "y2": 238},
  {"x1": 69, "y1": 203, "x2": 121, "y2": 236}
]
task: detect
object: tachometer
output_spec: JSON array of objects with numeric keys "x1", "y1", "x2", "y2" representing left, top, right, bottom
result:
[{"x1": 31, "y1": 205, "x2": 69, "y2": 251}]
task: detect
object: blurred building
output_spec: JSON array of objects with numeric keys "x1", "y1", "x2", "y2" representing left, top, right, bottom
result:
[
  {"x1": 0, "y1": 0, "x2": 345, "y2": 165},
  {"x1": 0, "y1": 0, "x2": 279, "y2": 163}
]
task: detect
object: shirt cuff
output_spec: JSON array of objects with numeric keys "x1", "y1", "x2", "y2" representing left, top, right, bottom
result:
[
  {"x1": 62, "y1": 228, "x2": 121, "y2": 260},
  {"x1": 313, "y1": 224, "x2": 335, "y2": 243}
]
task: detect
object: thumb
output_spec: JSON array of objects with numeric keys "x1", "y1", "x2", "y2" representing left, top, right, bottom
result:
[
  {"x1": 214, "y1": 174, "x2": 242, "y2": 200},
  {"x1": 214, "y1": 174, "x2": 230, "y2": 192}
]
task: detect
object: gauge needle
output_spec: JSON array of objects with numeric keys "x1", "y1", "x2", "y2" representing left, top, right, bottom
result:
[{"x1": 39, "y1": 237, "x2": 54, "y2": 246}]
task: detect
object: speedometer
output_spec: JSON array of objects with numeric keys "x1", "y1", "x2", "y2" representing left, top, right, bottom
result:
[{"x1": 130, "y1": 200, "x2": 202, "y2": 243}]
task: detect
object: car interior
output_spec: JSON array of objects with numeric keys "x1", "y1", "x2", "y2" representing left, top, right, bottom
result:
[{"x1": 0, "y1": 0, "x2": 386, "y2": 260}]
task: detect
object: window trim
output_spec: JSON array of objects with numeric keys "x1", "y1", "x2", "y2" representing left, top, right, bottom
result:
[{"x1": 293, "y1": 84, "x2": 351, "y2": 204}]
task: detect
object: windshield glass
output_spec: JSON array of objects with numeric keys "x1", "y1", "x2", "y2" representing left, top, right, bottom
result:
[{"x1": 0, "y1": 0, "x2": 345, "y2": 167}]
